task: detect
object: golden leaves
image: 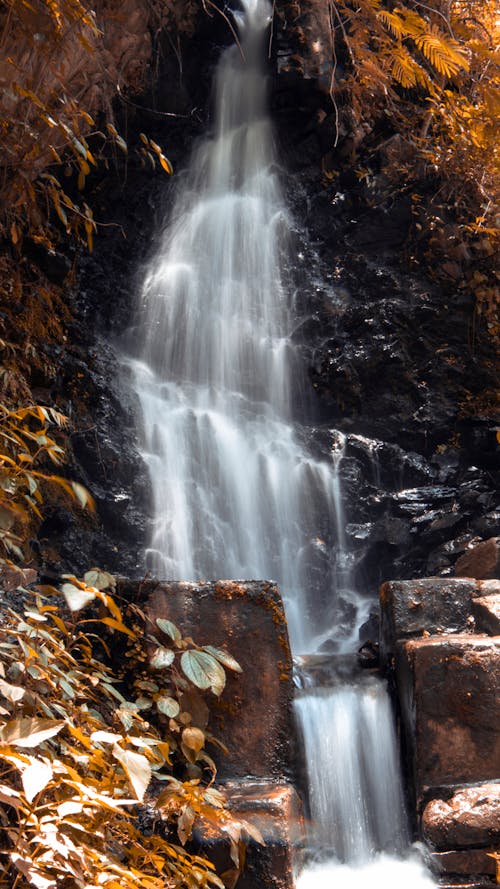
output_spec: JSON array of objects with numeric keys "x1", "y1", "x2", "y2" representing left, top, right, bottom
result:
[
  {"x1": 0, "y1": 404, "x2": 94, "y2": 564},
  {"x1": 0, "y1": 587, "x2": 248, "y2": 889}
]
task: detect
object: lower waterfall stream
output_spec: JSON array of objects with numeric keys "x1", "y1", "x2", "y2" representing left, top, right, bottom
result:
[{"x1": 128, "y1": 0, "x2": 435, "y2": 885}]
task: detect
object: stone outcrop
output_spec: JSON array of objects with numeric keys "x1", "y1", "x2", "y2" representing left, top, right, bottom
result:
[
  {"x1": 380, "y1": 578, "x2": 477, "y2": 660},
  {"x1": 473, "y1": 596, "x2": 500, "y2": 635},
  {"x1": 138, "y1": 579, "x2": 295, "y2": 781},
  {"x1": 422, "y1": 785, "x2": 500, "y2": 849},
  {"x1": 119, "y1": 578, "x2": 299, "y2": 889},
  {"x1": 456, "y1": 538, "x2": 500, "y2": 580},
  {"x1": 195, "y1": 781, "x2": 303, "y2": 889},
  {"x1": 381, "y1": 576, "x2": 500, "y2": 888},
  {"x1": 397, "y1": 635, "x2": 500, "y2": 803}
]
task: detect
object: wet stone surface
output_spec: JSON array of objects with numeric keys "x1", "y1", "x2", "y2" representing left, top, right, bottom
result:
[
  {"x1": 422, "y1": 784, "x2": 500, "y2": 850},
  {"x1": 396, "y1": 635, "x2": 500, "y2": 806},
  {"x1": 120, "y1": 579, "x2": 296, "y2": 781}
]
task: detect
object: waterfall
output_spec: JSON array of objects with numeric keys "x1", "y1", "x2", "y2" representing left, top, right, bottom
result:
[{"x1": 128, "y1": 0, "x2": 434, "y2": 885}]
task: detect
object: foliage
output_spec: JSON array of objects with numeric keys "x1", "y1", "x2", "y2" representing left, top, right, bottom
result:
[
  {"x1": 0, "y1": 405, "x2": 94, "y2": 563},
  {"x1": 0, "y1": 0, "x2": 174, "y2": 253},
  {"x1": 0, "y1": 575, "x2": 260, "y2": 889},
  {"x1": 0, "y1": 256, "x2": 71, "y2": 402},
  {"x1": 320, "y1": 0, "x2": 499, "y2": 338}
]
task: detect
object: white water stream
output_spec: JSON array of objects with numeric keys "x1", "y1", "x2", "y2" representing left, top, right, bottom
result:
[{"x1": 129, "y1": 0, "x2": 434, "y2": 885}]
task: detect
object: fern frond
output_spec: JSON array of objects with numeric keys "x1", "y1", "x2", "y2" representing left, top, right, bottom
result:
[
  {"x1": 388, "y1": 45, "x2": 421, "y2": 88},
  {"x1": 377, "y1": 9, "x2": 405, "y2": 40},
  {"x1": 415, "y1": 28, "x2": 470, "y2": 77},
  {"x1": 399, "y1": 8, "x2": 427, "y2": 39}
]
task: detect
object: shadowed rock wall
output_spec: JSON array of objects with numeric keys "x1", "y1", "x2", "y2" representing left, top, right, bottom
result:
[{"x1": 381, "y1": 576, "x2": 500, "y2": 889}]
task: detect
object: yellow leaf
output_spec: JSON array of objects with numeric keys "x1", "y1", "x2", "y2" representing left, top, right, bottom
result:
[
  {"x1": 0, "y1": 718, "x2": 65, "y2": 748},
  {"x1": 21, "y1": 758, "x2": 53, "y2": 802},
  {"x1": 112, "y1": 745, "x2": 151, "y2": 801},
  {"x1": 159, "y1": 154, "x2": 173, "y2": 175}
]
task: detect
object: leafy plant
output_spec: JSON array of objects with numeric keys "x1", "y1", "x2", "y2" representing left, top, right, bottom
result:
[
  {"x1": 0, "y1": 405, "x2": 94, "y2": 563},
  {"x1": 0, "y1": 574, "x2": 260, "y2": 889},
  {"x1": 0, "y1": 0, "x2": 175, "y2": 253},
  {"x1": 318, "y1": 0, "x2": 499, "y2": 338}
]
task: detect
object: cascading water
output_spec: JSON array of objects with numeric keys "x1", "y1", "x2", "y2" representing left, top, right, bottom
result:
[
  {"x1": 128, "y1": 0, "x2": 355, "y2": 656},
  {"x1": 128, "y1": 0, "x2": 434, "y2": 885}
]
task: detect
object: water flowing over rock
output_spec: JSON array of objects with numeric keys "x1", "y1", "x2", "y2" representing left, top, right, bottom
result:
[
  {"x1": 127, "y1": 0, "x2": 356, "y2": 656},
  {"x1": 43, "y1": 0, "x2": 498, "y2": 885},
  {"x1": 123, "y1": 1, "x2": 437, "y2": 885}
]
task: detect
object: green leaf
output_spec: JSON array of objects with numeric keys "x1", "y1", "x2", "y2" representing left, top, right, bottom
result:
[
  {"x1": 71, "y1": 481, "x2": 93, "y2": 510},
  {"x1": 115, "y1": 135, "x2": 128, "y2": 154},
  {"x1": 72, "y1": 137, "x2": 88, "y2": 158},
  {"x1": 157, "y1": 696, "x2": 180, "y2": 717},
  {"x1": 84, "y1": 568, "x2": 115, "y2": 591},
  {"x1": 203, "y1": 645, "x2": 242, "y2": 673},
  {"x1": 180, "y1": 650, "x2": 226, "y2": 696},
  {"x1": 150, "y1": 646, "x2": 175, "y2": 669},
  {"x1": 156, "y1": 618, "x2": 182, "y2": 642},
  {"x1": 90, "y1": 731, "x2": 123, "y2": 744},
  {"x1": 0, "y1": 677, "x2": 25, "y2": 703}
]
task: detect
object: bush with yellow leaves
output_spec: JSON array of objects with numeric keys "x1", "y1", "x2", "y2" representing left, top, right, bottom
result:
[{"x1": 0, "y1": 573, "x2": 260, "y2": 889}]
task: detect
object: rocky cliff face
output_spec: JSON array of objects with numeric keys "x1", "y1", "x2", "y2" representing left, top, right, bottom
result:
[{"x1": 36, "y1": 0, "x2": 497, "y2": 595}]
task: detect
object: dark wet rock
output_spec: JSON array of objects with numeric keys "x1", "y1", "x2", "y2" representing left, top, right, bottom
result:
[
  {"x1": 194, "y1": 780, "x2": 303, "y2": 889},
  {"x1": 439, "y1": 882, "x2": 496, "y2": 889},
  {"x1": 396, "y1": 635, "x2": 500, "y2": 805},
  {"x1": 475, "y1": 511, "x2": 500, "y2": 540},
  {"x1": 422, "y1": 784, "x2": 500, "y2": 850},
  {"x1": 357, "y1": 641, "x2": 379, "y2": 669},
  {"x1": 455, "y1": 538, "x2": 500, "y2": 580},
  {"x1": 133, "y1": 579, "x2": 295, "y2": 781},
  {"x1": 430, "y1": 850, "x2": 497, "y2": 878},
  {"x1": 380, "y1": 578, "x2": 477, "y2": 662},
  {"x1": 37, "y1": 339, "x2": 151, "y2": 577},
  {"x1": 358, "y1": 610, "x2": 379, "y2": 644}
]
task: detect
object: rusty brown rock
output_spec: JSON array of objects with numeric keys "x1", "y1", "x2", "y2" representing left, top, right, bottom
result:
[
  {"x1": 0, "y1": 566, "x2": 37, "y2": 592},
  {"x1": 136, "y1": 579, "x2": 295, "y2": 780},
  {"x1": 422, "y1": 785, "x2": 500, "y2": 849},
  {"x1": 473, "y1": 597, "x2": 500, "y2": 635},
  {"x1": 379, "y1": 578, "x2": 477, "y2": 662},
  {"x1": 474, "y1": 580, "x2": 500, "y2": 598},
  {"x1": 430, "y1": 850, "x2": 497, "y2": 877},
  {"x1": 395, "y1": 635, "x2": 500, "y2": 805},
  {"x1": 194, "y1": 780, "x2": 303, "y2": 889},
  {"x1": 439, "y1": 883, "x2": 496, "y2": 889},
  {"x1": 455, "y1": 538, "x2": 500, "y2": 580}
]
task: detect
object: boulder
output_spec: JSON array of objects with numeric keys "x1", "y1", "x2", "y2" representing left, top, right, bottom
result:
[
  {"x1": 422, "y1": 784, "x2": 500, "y2": 849},
  {"x1": 136, "y1": 579, "x2": 295, "y2": 781},
  {"x1": 455, "y1": 538, "x2": 500, "y2": 580},
  {"x1": 439, "y1": 883, "x2": 496, "y2": 889},
  {"x1": 475, "y1": 580, "x2": 500, "y2": 598},
  {"x1": 194, "y1": 780, "x2": 303, "y2": 889},
  {"x1": 379, "y1": 578, "x2": 477, "y2": 661},
  {"x1": 473, "y1": 597, "x2": 500, "y2": 635},
  {"x1": 430, "y1": 850, "x2": 497, "y2": 877},
  {"x1": 395, "y1": 635, "x2": 500, "y2": 805}
]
